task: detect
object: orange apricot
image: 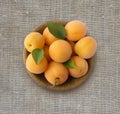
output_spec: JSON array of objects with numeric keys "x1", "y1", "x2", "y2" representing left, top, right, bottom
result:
[
  {"x1": 74, "y1": 36, "x2": 97, "y2": 59},
  {"x1": 67, "y1": 40, "x2": 76, "y2": 56},
  {"x1": 49, "y1": 40, "x2": 72, "y2": 62},
  {"x1": 44, "y1": 45, "x2": 51, "y2": 62},
  {"x1": 68, "y1": 56, "x2": 88, "y2": 78},
  {"x1": 24, "y1": 32, "x2": 45, "y2": 52},
  {"x1": 26, "y1": 54, "x2": 48, "y2": 74},
  {"x1": 44, "y1": 61, "x2": 68, "y2": 85},
  {"x1": 43, "y1": 27, "x2": 58, "y2": 45},
  {"x1": 65, "y1": 20, "x2": 87, "y2": 41}
]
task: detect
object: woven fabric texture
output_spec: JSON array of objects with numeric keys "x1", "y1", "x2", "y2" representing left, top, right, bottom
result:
[{"x1": 0, "y1": 0, "x2": 120, "y2": 114}]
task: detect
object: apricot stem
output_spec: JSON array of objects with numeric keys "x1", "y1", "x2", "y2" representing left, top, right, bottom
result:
[
  {"x1": 52, "y1": 77, "x2": 60, "y2": 87},
  {"x1": 29, "y1": 44, "x2": 32, "y2": 47}
]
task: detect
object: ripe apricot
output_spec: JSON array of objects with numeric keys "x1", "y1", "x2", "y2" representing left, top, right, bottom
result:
[
  {"x1": 49, "y1": 40, "x2": 72, "y2": 62},
  {"x1": 44, "y1": 61, "x2": 68, "y2": 85},
  {"x1": 44, "y1": 45, "x2": 51, "y2": 62},
  {"x1": 74, "y1": 36, "x2": 97, "y2": 59},
  {"x1": 26, "y1": 54, "x2": 48, "y2": 74},
  {"x1": 65, "y1": 20, "x2": 87, "y2": 41},
  {"x1": 68, "y1": 56, "x2": 88, "y2": 78},
  {"x1": 43, "y1": 27, "x2": 58, "y2": 45},
  {"x1": 67, "y1": 40, "x2": 76, "y2": 56},
  {"x1": 24, "y1": 32, "x2": 45, "y2": 52}
]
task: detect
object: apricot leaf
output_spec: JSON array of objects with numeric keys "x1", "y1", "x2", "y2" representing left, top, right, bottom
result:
[
  {"x1": 63, "y1": 58, "x2": 77, "y2": 69},
  {"x1": 32, "y1": 48, "x2": 44, "y2": 64},
  {"x1": 47, "y1": 22, "x2": 66, "y2": 39}
]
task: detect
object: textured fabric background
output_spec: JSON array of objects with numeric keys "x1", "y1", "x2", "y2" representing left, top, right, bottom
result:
[{"x1": 0, "y1": 0, "x2": 120, "y2": 114}]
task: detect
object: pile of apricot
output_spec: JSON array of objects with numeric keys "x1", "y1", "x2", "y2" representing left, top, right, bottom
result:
[{"x1": 24, "y1": 20, "x2": 97, "y2": 86}]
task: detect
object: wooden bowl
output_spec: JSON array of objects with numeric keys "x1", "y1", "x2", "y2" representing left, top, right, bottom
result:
[{"x1": 23, "y1": 21, "x2": 94, "y2": 91}]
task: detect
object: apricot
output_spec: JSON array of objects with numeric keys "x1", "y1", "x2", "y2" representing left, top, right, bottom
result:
[
  {"x1": 65, "y1": 20, "x2": 87, "y2": 41},
  {"x1": 43, "y1": 27, "x2": 58, "y2": 45},
  {"x1": 68, "y1": 56, "x2": 88, "y2": 78},
  {"x1": 44, "y1": 45, "x2": 51, "y2": 62},
  {"x1": 74, "y1": 36, "x2": 97, "y2": 59},
  {"x1": 26, "y1": 54, "x2": 48, "y2": 74},
  {"x1": 49, "y1": 40, "x2": 72, "y2": 62},
  {"x1": 24, "y1": 32, "x2": 45, "y2": 52},
  {"x1": 45, "y1": 61, "x2": 68, "y2": 85},
  {"x1": 67, "y1": 40, "x2": 76, "y2": 56}
]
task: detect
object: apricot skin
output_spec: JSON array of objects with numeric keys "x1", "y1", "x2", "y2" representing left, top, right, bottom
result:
[
  {"x1": 65, "y1": 20, "x2": 87, "y2": 41},
  {"x1": 74, "y1": 36, "x2": 97, "y2": 59},
  {"x1": 44, "y1": 61, "x2": 68, "y2": 85},
  {"x1": 49, "y1": 40, "x2": 72, "y2": 62},
  {"x1": 44, "y1": 45, "x2": 51, "y2": 62},
  {"x1": 67, "y1": 40, "x2": 76, "y2": 56},
  {"x1": 43, "y1": 27, "x2": 58, "y2": 45},
  {"x1": 24, "y1": 32, "x2": 45, "y2": 52},
  {"x1": 68, "y1": 56, "x2": 88, "y2": 78},
  {"x1": 26, "y1": 54, "x2": 48, "y2": 74}
]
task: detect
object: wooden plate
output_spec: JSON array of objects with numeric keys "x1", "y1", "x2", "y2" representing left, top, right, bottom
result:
[{"x1": 23, "y1": 21, "x2": 94, "y2": 91}]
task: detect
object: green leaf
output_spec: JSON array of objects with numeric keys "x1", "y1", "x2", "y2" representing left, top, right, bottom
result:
[
  {"x1": 47, "y1": 21, "x2": 66, "y2": 39},
  {"x1": 63, "y1": 58, "x2": 77, "y2": 69},
  {"x1": 32, "y1": 48, "x2": 44, "y2": 64}
]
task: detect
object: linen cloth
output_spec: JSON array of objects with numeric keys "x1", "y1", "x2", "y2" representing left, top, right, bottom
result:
[{"x1": 0, "y1": 0, "x2": 120, "y2": 114}]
